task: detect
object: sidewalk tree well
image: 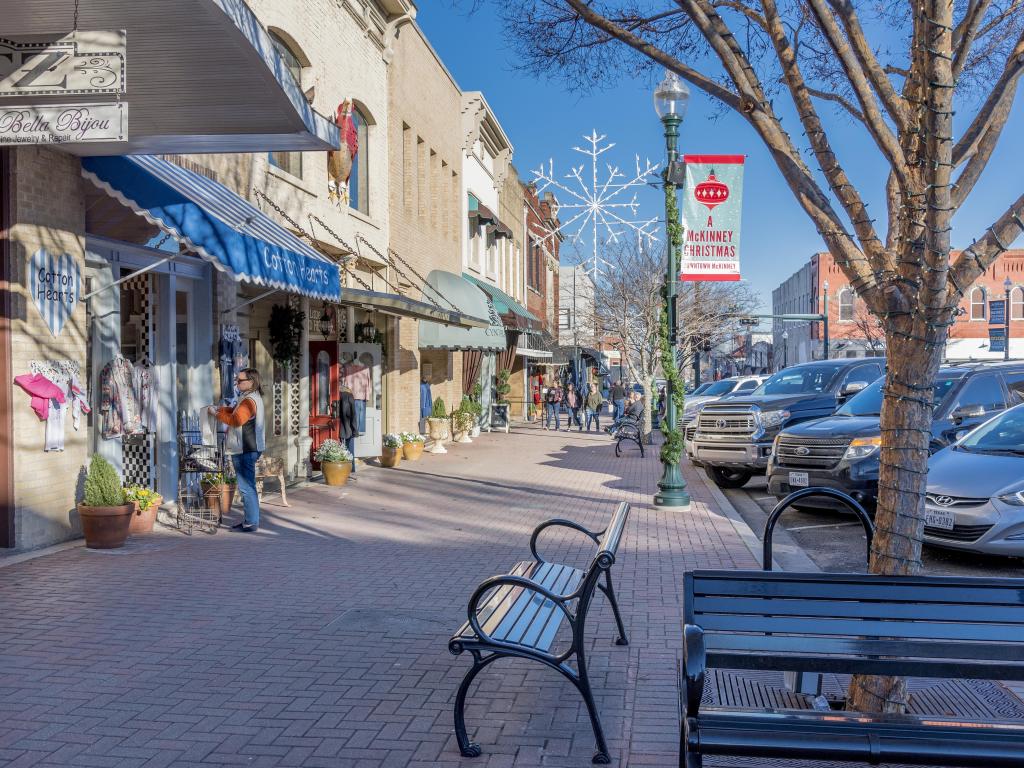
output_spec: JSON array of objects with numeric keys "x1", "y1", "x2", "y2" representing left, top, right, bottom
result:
[{"x1": 487, "y1": 0, "x2": 1024, "y2": 713}]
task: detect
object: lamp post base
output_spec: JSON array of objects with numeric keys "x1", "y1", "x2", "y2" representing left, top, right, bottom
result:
[{"x1": 654, "y1": 463, "x2": 691, "y2": 508}]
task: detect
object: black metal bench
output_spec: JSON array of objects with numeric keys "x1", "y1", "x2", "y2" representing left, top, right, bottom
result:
[
  {"x1": 449, "y1": 502, "x2": 631, "y2": 764},
  {"x1": 612, "y1": 414, "x2": 645, "y2": 457},
  {"x1": 681, "y1": 569, "x2": 1024, "y2": 767}
]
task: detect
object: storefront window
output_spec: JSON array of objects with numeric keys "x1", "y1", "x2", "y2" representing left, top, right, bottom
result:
[{"x1": 316, "y1": 349, "x2": 330, "y2": 415}]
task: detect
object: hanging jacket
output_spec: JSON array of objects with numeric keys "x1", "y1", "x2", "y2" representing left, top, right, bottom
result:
[
  {"x1": 336, "y1": 391, "x2": 359, "y2": 441},
  {"x1": 14, "y1": 373, "x2": 66, "y2": 421},
  {"x1": 419, "y1": 381, "x2": 433, "y2": 419},
  {"x1": 100, "y1": 356, "x2": 143, "y2": 438}
]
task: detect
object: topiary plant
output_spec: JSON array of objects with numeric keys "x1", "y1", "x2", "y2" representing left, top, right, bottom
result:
[
  {"x1": 84, "y1": 455, "x2": 125, "y2": 507},
  {"x1": 496, "y1": 369, "x2": 511, "y2": 404},
  {"x1": 430, "y1": 397, "x2": 447, "y2": 419}
]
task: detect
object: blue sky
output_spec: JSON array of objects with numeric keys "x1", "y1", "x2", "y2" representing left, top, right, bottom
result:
[{"x1": 418, "y1": 3, "x2": 1023, "y2": 314}]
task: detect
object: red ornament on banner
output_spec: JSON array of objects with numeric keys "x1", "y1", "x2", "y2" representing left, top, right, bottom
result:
[{"x1": 693, "y1": 170, "x2": 730, "y2": 211}]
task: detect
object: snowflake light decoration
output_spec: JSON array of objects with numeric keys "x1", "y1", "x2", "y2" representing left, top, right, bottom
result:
[{"x1": 531, "y1": 130, "x2": 661, "y2": 279}]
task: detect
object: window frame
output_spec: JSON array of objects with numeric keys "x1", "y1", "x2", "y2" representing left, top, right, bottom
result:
[
  {"x1": 838, "y1": 288, "x2": 854, "y2": 322},
  {"x1": 970, "y1": 286, "x2": 986, "y2": 321},
  {"x1": 348, "y1": 105, "x2": 370, "y2": 216},
  {"x1": 1011, "y1": 286, "x2": 1024, "y2": 321},
  {"x1": 267, "y1": 32, "x2": 304, "y2": 179}
]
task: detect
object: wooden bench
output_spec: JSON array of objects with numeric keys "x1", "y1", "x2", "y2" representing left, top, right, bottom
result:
[
  {"x1": 449, "y1": 502, "x2": 631, "y2": 764},
  {"x1": 681, "y1": 569, "x2": 1024, "y2": 768},
  {"x1": 254, "y1": 455, "x2": 289, "y2": 507}
]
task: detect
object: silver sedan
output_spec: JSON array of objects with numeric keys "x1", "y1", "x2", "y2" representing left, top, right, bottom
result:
[{"x1": 924, "y1": 403, "x2": 1024, "y2": 557}]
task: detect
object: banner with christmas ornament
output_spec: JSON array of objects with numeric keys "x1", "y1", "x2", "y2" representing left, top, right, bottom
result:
[{"x1": 679, "y1": 155, "x2": 744, "y2": 281}]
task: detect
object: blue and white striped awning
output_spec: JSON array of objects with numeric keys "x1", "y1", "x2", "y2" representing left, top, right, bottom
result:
[{"x1": 81, "y1": 155, "x2": 340, "y2": 301}]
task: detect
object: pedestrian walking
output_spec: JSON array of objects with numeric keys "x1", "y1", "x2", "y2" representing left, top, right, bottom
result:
[
  {"x1": 585, "y1": 383, "x2": 603, "y2": 432},
  {"x1": 610, "y1": 380, "x2": 626, "y2": 421},
  {"x1": 543, "y1": 383, "x2": 562, "y2": 430},
  {"x1": 210, "y1": 367, "x2": 265, "y2": 532},
  {"x1": 564, "y1": 383, "x2": 583, "y2": 431}
]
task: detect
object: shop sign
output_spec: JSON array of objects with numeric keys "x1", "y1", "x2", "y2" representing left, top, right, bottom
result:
[
  {"x1": 0, "y1": 102, "x2": 126, "y2": 145},
  {"x1": 30, "y1": 248, "x2": 80, "y2": 338},
  {"x1": 0, "y1": 31, "x2": 126, "y2": 98},
  {"x1": 989, "y1": 327, "x2": 1006, "y2": 353},
  {"x1": 989, "y1": 299, "x2": 1006, "y2": 326},
  {"x1": 680, "y1": 154, "x2": 745, "y2": 282}
]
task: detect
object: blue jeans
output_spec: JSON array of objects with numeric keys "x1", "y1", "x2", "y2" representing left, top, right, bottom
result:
[
  {"x1": 565, "y1": 406, "x2": 582, "y2": 430},
  {"x1": 613, "y1": 399, "x2": 625, "y2": 421},
  {"x1": 346, "y1": 436, "x2": 356, "y2": 473},
  {"x1": 585, "y1": 409, "x2": 601, "y2": 431},
  {"x1": 232, "y1": 451, "x2": 261, "y2": 528},
  {"x1": 544, "y1": 402, "x2": 560, "y2": 429},
  {"x1": 353, "y1": 399, "x2": 366, "y2": 434}
]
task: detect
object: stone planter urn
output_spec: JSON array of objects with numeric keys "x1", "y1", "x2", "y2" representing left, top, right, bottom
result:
[
  {"x1": 128, "y1": 495, "x2": 163, "y2": 536},
  {"x1": 426, "y1": 417, "x2": 448, "y2": 454},
  {"x1": 78, "y1": 503, "x2": 134, "y2": 549},
  {"x1": 380, "y1": 446, "x2": 402, "y2": 468},
  {"x1": 322, "y1": 460, "x2": 351, "y2": 486},
  {"x1": 469, "y1": 425, "x2": 481, "y2": 438},
  {"x1": 402, "y1": 441, "x2": 424, "y2": 461},
  {"x1": 453, "y1": 414, "x2": 474, "y2": 444}
]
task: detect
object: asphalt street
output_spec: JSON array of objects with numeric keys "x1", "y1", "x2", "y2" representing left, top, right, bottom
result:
[{"x1": 716, "y1": 471, "x2": 1024, "y2": 577}]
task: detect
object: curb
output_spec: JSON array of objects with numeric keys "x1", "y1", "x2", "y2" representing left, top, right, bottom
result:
[{"x1": 0, "y1": 538, "x2": 85, "y2": 569}]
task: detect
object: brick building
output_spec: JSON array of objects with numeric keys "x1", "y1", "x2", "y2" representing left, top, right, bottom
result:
[{"x1": 773, "y1": 250, "x2": 1024, "y2": 368}]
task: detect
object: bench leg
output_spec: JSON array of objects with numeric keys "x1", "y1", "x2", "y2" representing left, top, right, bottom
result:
[
  {"x1": 598, "y1": 571, "x2": 629, "y2": 646},
  {"x1": 574, "y1": 659, "x2": 611, "y2": 764},
  {"x1": 278, "y1": 473, "x2": 290, "y2": 506},
  {"x1": 453, "y1": 652, "x2": 499, "y2": 758}
]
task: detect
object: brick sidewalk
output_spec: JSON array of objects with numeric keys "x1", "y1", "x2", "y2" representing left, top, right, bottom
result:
[{"x1": 0, "y1": 425, "x2": 757, "y2": 768}]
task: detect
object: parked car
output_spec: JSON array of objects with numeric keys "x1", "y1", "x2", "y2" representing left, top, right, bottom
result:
[
  {"x1": 691, "y1": 359, "x2": 885, "y2": 488},
  {"x1": 766, "y1": 361, "x2": 1024, "y2": 510},
  {"x1": 682, "y1": 376, "x2": 768, "y2": 455},
  {"x1": 924, "y1": 403, "x2": 1024, "y2": 556}
]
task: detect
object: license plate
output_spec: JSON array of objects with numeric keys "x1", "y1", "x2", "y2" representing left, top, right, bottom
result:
[
  {"x1": 789, "y1": 471, "x2": 809, "y2": 488},
  {"x1": 924, "y1": 508, "x2": 955, "y2": 530}
]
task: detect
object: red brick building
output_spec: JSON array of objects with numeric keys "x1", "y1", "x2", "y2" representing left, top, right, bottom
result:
[{"x1": 773, "y1": 250, "x2": 1024, "y2": 366}]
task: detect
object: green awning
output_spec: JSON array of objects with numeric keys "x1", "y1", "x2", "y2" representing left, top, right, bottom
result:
[
  {"x1": 418, "y1": 270, "x2": 506, "y2": 351},
  {"x1": 463, "y1": 273, "x2": 541, "y2": 333}
]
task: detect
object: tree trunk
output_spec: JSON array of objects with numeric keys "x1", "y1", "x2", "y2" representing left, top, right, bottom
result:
[{"x1": 847, "y1": 331, "x2": 944, "y2": 712}]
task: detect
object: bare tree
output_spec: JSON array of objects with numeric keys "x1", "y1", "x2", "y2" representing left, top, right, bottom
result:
[
  {"x1": 677, "y1": 281, "x2": 760, "y2": 373},
  {"x1": 850, "y1": 302, "x2": 886, "y2": 354},
  {"x1": 484, "y1": 0, "x2": 1024, "y2": 713}
]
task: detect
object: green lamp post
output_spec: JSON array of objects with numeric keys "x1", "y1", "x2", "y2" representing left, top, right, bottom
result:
[{"x1": 653, "y1": 70, "x2": 691, "y2": 508}]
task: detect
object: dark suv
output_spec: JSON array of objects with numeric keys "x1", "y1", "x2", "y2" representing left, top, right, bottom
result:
[
  {"x1": 766, "y1": 361, "x2": 1024, "y2": 510},
  {"x1": 691, "y1": 358, "x2": 885, "y2": 488}
]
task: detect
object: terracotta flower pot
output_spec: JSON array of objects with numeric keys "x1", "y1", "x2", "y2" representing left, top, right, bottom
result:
[
  {"x1": 128, "y1": 495, "x2": 163, "y2": 535},
  {"x1": 202, "y1": 483, "x2": 233, "y2": 520},
  {"x1": 402, "y1": 441, "x2": 424, "y2": 461},
  {"x1": 380, "y1": 445, "x2": 402, "y2": 468},
  {"x1": 322, "y1": 460, "x2": 352, "y2": 486},
  {"x1": 78, "y1": 503, "x2": 134, "y2": 549}
]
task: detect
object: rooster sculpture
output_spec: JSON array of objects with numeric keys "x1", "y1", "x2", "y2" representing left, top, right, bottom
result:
[{"x1": 327, "y1": 100, "x2": 359, "y2": 206}]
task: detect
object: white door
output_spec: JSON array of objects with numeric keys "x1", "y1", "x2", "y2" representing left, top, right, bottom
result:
[{"x1": 339, "y1": 343, "x2": 382, "y2": 457}]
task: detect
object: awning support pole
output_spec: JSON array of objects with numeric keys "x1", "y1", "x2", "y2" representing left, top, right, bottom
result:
[
  {"x1": 80, "y1": 251, "x2": 180, "y2": 301},
  {"x1": 221, "y1": 289, "x2": 279, "y2": 314}
]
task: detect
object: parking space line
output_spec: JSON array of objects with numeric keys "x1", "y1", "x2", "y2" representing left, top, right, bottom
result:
[{"x1": 787, "y1": 522, "x2": 862, "y2": 532}]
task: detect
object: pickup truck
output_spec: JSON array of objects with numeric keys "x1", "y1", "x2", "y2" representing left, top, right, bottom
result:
[{"x1": 690, "y1": 358, "x2": 884, "y2": 488}]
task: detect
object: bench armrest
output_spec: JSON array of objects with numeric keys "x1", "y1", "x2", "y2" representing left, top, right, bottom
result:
[
  {"x1": 682, "y1": 624, "x2": 706, "y2": 718},
  {"x1": 529, "y1": 519, "x2": 600, "y2": 562},
  {"x1": 467, "y1": 574, "x2": 576, "y2": 645}
]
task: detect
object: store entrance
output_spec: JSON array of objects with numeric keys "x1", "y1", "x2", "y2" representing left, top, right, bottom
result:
[{"x1": 308, "y1": 340, "x2": 339, "y2": 469}]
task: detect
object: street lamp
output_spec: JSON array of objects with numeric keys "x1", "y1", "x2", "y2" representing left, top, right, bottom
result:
[
  {"x1": 822, "y1": 279, "x2": 830, "y2": 360},
  {"x1": 1004, "y1": 276, "x2": 1013, "y2": 362},
  {"x1": 653, "y1": 69, "x2": 691, "y2": 509},
  {"x1": 782, "y1": 329, "x2": 789, "y2": 369}
]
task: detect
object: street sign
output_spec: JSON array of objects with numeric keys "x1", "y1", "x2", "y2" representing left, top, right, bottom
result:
[
  {"x1": 989, "y1": 299, "x2": 1006, "y2": 326},
  {"x1": 738, "y1": 317, "x2": 758, "y2": 326},
  {"x1": 989, "y1": 327, "x2": 1006, "y2": 353}
]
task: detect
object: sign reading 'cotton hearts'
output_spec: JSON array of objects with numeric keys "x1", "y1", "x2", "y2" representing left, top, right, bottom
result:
[{"x1": 30, "y1": 248, "x2": 80, "y2": 337}]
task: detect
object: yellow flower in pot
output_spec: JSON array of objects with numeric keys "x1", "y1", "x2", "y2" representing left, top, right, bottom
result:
[
  {"x1": 381, "y1": 433, "x2": 403, "y2": 467},
  {"x1": 78, "y1": 455, "x2": 133, "y2": 549},
  {"x1": 314, "y1": 439, "x2": 353, "y2": 486},
  {"x1": 124, "y1": 485, "x2": 163, "y2": 535},
  {"x1": 400, "y1": 431, "x2": 425, "y2": 461}
]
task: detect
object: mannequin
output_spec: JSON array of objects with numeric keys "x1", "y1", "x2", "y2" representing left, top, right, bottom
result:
[{"x1": 339, "y1": 352, "x2": 371, "y2": 434}]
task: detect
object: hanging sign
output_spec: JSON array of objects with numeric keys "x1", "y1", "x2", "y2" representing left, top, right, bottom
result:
[
  {"x1": 989, "y1": 299, "x2": 1006, "y2": 326},
  {"x1": 0, "y1": 102, "x2": 126, "y2": 145},
  {"x1": 30, "y1": 248, "x2": 80, "y2": 337},
  {"x1": 0, "y1": 31, "x2": 126, "y2": 98},
  {"x1": 989, "y1": 327, "x2": 1006, "y2": 354},
  {"x1": 680, "y1": 154, "x2": 744, "y2": 282}
]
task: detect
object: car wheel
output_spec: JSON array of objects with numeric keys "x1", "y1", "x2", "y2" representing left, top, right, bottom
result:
[{"x1": 706, "y1": 466, "x2": 752, "y2": 489}]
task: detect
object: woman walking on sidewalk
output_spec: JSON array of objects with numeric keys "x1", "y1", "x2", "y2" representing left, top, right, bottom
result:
[
  {"x1": 210, "y1": 368, "x2": 265, "y2": 532},
  {"x1": 585, "y1": 383, "x2": 603, "y2": 432},
  {"x1": 564, "y1": 383, "x2": 583, "y2": 431}
]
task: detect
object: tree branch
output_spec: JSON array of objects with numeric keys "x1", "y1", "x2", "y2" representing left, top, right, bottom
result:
[
  {"x1": 711, "y1": 0, "x2": 768, "y2": 32},
  {"x1": 952, "y1": 0, "x2": 992, "y2": 79},
  {"x1": 805, "y1": 85, "x2": 866, "y2": 122},
  {"x1": 949, "y1": 192, "x2": 1024, "y2": 299}
]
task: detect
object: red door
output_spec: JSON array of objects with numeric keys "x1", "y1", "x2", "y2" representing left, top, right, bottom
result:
[{"x1": 309, "y1": 341, "x2": 339, "y2": 469}]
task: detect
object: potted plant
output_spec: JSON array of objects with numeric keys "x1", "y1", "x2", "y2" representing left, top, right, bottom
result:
[
  {"x1": 124, "y1": 485, "x2": 163, "y2": 535},
  {"x1": 527, "y1": 403, "x2": 536, "y2": 422},
  {"x1": 201, "y1": 472, "x2": 234, "y2": 521},
  {"x1": 78, "y1": 455, "x2": 133, "y2": 549},
  {"x1": 381, "y1": 433, "x2": 403, "y2": 467},
  {"x1": 426, "y1": 397, "x2": 449, "y2": 454},
  {"x1": 452, "y1": 398, "x2": 475, "y2": 443},
  {"x1": 468, "y1": 385, "x2": 484, "y2": 438},
  {"x1": 314, "y1": 439, "x2": 353, "y2": 486},
  {"x1": 400, "y1": 431, "x2": 425, "y2": 461}
]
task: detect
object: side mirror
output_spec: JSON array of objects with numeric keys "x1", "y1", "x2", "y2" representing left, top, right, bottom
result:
[
  {"x1": 839, "y1": 381, "x2": 869, "y2": 399},
  {"x1": 951, "y1": 405, "x2": 986, "y2": 424}
]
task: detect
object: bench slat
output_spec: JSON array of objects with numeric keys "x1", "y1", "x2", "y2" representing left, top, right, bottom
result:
[
  {"x1": 516, "y1": 566, "x2": 581, "y2": 649},
  {"x1": 496, "y1": 563, "x2": 579, "y2": 646},
  {"x1": 697, "y1": 612, "x2": 1021, "y2": 642},
  {"x1": 693, "y1": 595, "x2": 1024, "y2": 624}
]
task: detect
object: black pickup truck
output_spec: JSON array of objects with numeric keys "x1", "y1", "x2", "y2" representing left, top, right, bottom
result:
[{"x1": 690, "y1": 359, "x2": 884, "y2": 488}]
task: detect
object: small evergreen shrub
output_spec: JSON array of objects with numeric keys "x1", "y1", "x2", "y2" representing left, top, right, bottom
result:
[{"x1": 84, "y1": 455, "x2": 125, "y2": 507}]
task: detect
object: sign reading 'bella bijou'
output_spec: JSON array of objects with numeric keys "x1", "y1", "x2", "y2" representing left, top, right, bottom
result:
[
  {"x1": 0, "y1": 103, "x2": 126, "y2": 145},
  {"x1": 679, "y1": 154, "x2": 745, "y2": 282}
]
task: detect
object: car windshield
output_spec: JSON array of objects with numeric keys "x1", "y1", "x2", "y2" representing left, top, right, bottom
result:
[
  {"x1": 690, "y1": 382, "x2": 712, "y2": 396},
  {"x1": 752, "y1": 365, "x2": 845, "y2": 396},
  {"x1": 701, "y1": 380, "x2": 737, "y2": 396},
  {"x1": 836, "y1": 375, "x2": 961, "y2": 417},
  {"x1": 958, "y1": 405, "x2": 1024, "y2": 454}
]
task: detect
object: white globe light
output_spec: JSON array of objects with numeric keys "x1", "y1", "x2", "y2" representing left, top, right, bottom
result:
[{"x1": 654, "y1": 70, "x2": 690, "y2": 119}]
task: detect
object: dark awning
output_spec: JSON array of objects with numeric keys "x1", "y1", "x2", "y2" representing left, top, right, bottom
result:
[
  {"x1": 493, "y1": 221, "x2": 514, "y2": 240},
  {"x1": 337, "y1": 288, "x2": 488, "y2": 328},
  {"x1": 418, "y1": 270, "x2": 506, "y2": 351},
  {"x1": 463, "y1": 273, "x2": 541, "y2": 333}
]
